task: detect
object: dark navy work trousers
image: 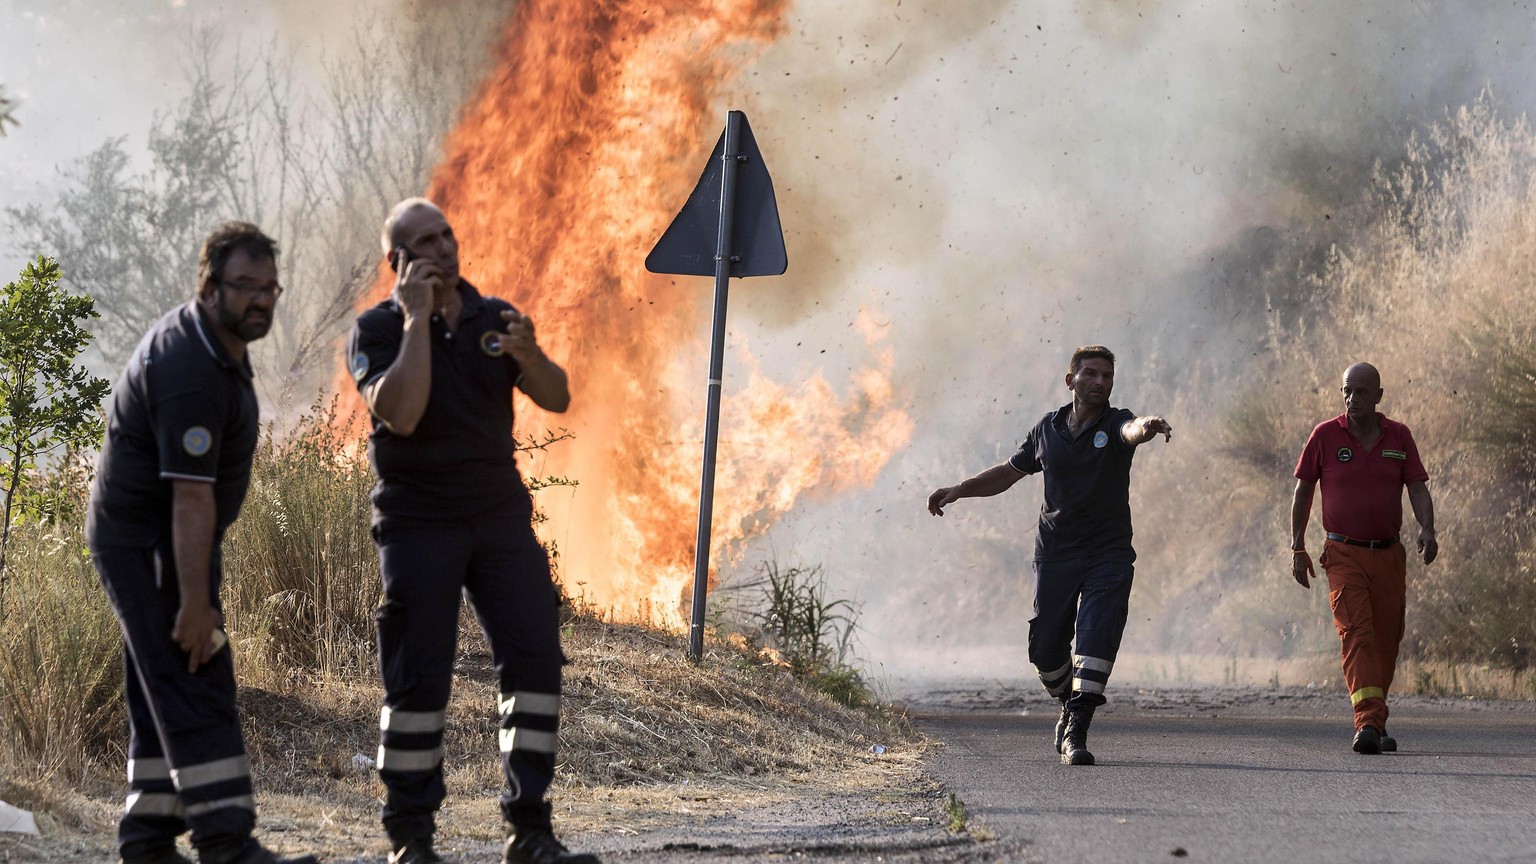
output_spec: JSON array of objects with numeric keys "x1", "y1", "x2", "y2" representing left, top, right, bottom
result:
[
  {"x1": 92, "y1": 539, "x2": 258, "y2": 860},
  {"x1": 1028, "y1": 550, "x2": 1135, "y2": 710},
  {"x1": 372, "y1": 503, "x2": 564, "y2": 847}
]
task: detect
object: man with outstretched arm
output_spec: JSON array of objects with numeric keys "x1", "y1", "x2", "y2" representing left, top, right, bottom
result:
[
  {"x1": 347, "y1": 198, "x2": 595, "y2": 864},
  {"x1": 87, "y1": 223, "x2": 318, "y2": 864},
  {"x1": 928, "y1": 345, "x2": 1172, "y2": 766},
  {"x1": 1290, "y1": 361, "x2": 1437, "y2": 754}
]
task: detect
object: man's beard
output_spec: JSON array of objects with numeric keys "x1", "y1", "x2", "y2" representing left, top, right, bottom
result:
[{"x1": 218, "y1": 294, "x2": 272, "y2": 342}]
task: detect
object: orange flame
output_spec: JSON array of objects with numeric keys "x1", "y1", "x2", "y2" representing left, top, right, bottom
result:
[{"x1": 356, "y1": 0, "x2": 913, "y2": 628}]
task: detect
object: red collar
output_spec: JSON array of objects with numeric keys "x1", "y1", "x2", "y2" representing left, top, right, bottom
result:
[{"x1": 1332, "y1": 412, "x2": 1398, "y2": 433}]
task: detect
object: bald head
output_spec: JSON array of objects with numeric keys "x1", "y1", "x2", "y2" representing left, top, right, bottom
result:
[
  {"x1": 380, "y1": 197, "x2": 461, "y2": 291},
  {"x1": 1343, "y1": 362, "x2": 1381, "y2": 389},
  {"x1": 1341, "y1": 362, "x2": 1384, "y2": 421},
  {"x1": 380, "y1": 197, "x2": 445, "y2": 254}
]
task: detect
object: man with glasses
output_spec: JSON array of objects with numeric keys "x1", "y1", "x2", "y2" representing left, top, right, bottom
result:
[
  {"x1": 1291, "y1": 361, "x2": 1438, "y2": 754},
  {"x1": 87, "y1": 223, "x2": 316, "y2": 864},
  {"x1": 347, "y1": 198, "x2": 592, "y2": 864}
]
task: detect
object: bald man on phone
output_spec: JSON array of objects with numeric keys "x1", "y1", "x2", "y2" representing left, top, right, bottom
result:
[{"x1": 347, "y1": 199, "x2": 594, "y2": 864}]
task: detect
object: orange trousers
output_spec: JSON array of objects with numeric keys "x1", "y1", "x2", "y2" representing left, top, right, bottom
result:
[{"x1": 1321, "y1": 538, "x2": 1408, "y2": 731}]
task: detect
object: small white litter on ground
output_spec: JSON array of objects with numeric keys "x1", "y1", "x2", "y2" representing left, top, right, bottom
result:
[{"x1": 0, "y1": 799, "x2": 40, "y2": 835}]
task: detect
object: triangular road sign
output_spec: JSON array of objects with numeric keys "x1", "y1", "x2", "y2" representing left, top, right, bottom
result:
[{"x1": 646, "y1": 112, "x2": 787, "y2": 278}]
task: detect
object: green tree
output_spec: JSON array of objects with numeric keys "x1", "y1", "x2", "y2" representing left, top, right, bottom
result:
[{"x1": 0, "y1": 257, "x2": 112, "y2": 611}]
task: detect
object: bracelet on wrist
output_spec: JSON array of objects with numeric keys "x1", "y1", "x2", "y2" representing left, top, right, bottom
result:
[{"x1": 1291, "y1": 548, "x2": 1306, "y2": 554}]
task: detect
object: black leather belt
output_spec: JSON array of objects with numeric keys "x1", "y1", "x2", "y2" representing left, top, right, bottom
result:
[{"x1": 1327, "y1": 532, "x2": 1398, "y2": 549}]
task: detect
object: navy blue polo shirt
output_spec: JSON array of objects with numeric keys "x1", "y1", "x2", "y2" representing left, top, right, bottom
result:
[
  {"x1": 1008, "y1": 404, "x2": 1138, "y2": 562},
  {"x1": 347, "y1": 280, "x2": 531, "y2": 526},
  {"x1": 86, "y1": 302, "x2": 261, "y2": 548}
]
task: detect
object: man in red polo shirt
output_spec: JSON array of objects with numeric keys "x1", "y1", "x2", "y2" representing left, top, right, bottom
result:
[{"x1": 1290, "y1": 362, "x2": 1437, "y2": 754}]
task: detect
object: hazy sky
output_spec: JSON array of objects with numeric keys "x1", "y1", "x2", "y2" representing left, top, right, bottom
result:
[{"x1": 0, "y1": 0, "x2": 407, "y2": 279}]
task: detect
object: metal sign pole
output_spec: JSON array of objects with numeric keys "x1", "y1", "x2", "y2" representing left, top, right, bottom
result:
[
  {"x1": 688, "y1": 111, "x2": 745, "y2": 663},
  {"x1": 646, "y1": 109, "x2": 784, "y2": 663}
]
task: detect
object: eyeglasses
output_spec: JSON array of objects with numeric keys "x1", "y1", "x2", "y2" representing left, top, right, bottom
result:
[{"x1": 217, "y1": 279, "x2": 285, "y2": 299}]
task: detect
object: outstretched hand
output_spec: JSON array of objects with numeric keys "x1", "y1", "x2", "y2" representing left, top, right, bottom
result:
[
  {"x1": 1141, "y1": 416, "x2": 1173, "y2": 442},
  {"x1": 928, "y1": 486, "x2": 961, "y2": 516}
]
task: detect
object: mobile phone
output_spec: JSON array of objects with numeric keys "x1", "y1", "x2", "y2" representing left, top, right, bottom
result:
[{"x1": 389, "y1": 245, "x2": 413, "y2": 273}]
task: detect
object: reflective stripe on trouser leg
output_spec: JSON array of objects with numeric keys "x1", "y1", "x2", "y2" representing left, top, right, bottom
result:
[
  {"x1": 377, "y1": 706, "x2": 448, "y2": 772},
  {"x1": 373, "y1": 522, "x2": 473, "y2": 848},
  {"x1": 120, "y1": 653, "x2": 186, "y2": 853},
  {"x1": 459, "y1": 508, "x2": 565, "y2": 828},
  {"x1": 1034, "y1": 661, "x2": 1072, "y2": 699},
  {"x1": 1028, "y1": 558, "x2": 1079, "y2": 701},
  {"x1": 376, "y1": 703, "x2": 450, "y2": 851},
  {"x1": 1072, "y1": 654, "x2": 1114, "y2": 696},
  {"x1": 172, "y1": 755, "x2": 255, "y2": 818},
  {"x1": 1351, "y1": 687, "x2": 1385, "y2": 704},
  {"x1": 1065, "y1": 555, "x2": 1134, "y2": 710},
  {"x1": 499, "y1": 690, "x2": 561, "y2": 802},
  {"x1": 93, "y1": 541, "x2": 256, "y2": 854}
]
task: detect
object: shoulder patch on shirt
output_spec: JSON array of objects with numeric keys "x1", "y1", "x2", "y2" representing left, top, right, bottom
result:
[
  {"x1": 1093, "y1": 430, "x2": 1108, "y2": 449},
  {"x1": 1337, "y1": 447, "x2": 1353, "y2": 463},
  {"x1": 350, "y1": 352, "x2": 370, "y2": 381},
  {"x1": 479, "y1": 330, "x2": 505, "y2": 357},
  {"x1": 182, "y1": 426, "x2": 212, "y2": 457},
  {"x1": 1382, "y1": 449, "x2": 1408, "y2": 460}
]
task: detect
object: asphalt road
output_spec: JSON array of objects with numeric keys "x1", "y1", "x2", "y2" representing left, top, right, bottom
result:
[{"x1": 914, "y1": 687, "x2": 1536, "y2": 864}]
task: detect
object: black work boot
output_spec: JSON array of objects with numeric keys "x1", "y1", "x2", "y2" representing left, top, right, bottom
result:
[
  {"x1": 1379, "y1": 729, "x2": 1398, "y2": 752},
  {"x1": 1059, "y1": 706, "x2": 1096, "y2": 766},
  {"x1": 120, "y1": 839, "x2": 194, "y2": 864},
  {"x1": 1352, "y1": 725, "x2": 1382, "y2": 755},
  {"x1": 504, "y1": 802, "x2": 598, "y2": 864},
  {"x1": 1053, "y1": 699, "x2": 1070, "y2": 755},
  {"x1": 502, "y1": 827, "x2": 599, "y2": 864},
  {"x1": 388, "y1": 837, "x2": 445, "y2": 864}
]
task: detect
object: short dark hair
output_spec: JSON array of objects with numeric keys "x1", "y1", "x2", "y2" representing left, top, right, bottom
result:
[
  {"x1": 198, "y1": 222, "x2": 278, "y2": 291},
  {"x1": 1068, "y1": 344, "x2": 1115, "y2": 374}
]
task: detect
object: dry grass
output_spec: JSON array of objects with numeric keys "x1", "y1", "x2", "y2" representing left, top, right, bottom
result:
[
  {"x1": 0, "y1": 521, "x2": 123, "y2": 786},
  {"x1": 1128, "y1": 95, "x2": 1536, "y2": 675},
  {"x1": 231, "y1": 612, "x2": 908, "y2": 801},
  {"x1": 221, "y1": 397, "x2": 379, "y2": 690},
  {"x1": 0, "y1": 397, "x2": 912, "y2": 862},
  {"x1": 1, "y1": 607, "x2": 918, "y2": 861}
]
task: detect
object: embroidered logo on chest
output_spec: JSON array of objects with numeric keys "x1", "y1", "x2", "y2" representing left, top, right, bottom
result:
[
  {"x1": 479, "y1": 330, "x2": 505, "y2": 357},
  {"x1": 1337, "y1": 447, "x2": 1353, "y2": 462},
  {"x1": 1382, "y1": 449, "x2": 1408, "y2": 460},
  {"x1": 1093, "y1": 430, "x2": 1108, "y2": 449},
  {"x1": 182, "y1": 426, "x2": 212, "y2": 457}
]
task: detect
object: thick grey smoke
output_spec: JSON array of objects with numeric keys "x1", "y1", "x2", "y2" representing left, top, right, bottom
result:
[{"x1": 711, "y1": 0, "x2": 1536, "y2": 683}]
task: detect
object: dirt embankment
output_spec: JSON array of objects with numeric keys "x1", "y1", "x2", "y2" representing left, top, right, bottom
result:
[{"x1": 0, "y1": 616, "x2": 1005, "y2": 863}]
